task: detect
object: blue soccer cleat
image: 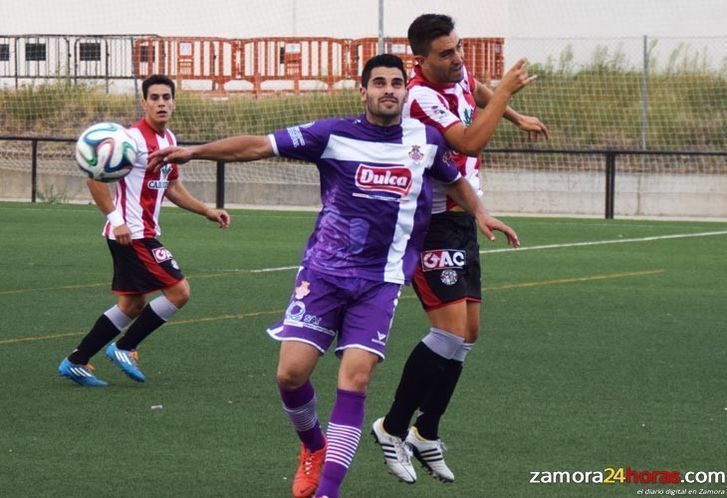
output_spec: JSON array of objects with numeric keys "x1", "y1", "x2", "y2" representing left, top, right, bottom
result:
[
  {"x1": 58, "y1": 358, "x2": 108, "y2": 387},
  {"x1": 105, "y1": 343, "x2": 145, "y2": 382}
]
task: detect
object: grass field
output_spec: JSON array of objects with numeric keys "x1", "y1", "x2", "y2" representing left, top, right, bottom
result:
[{"x1": 1, "y1": 202, "x2": 726, "y2": 497}]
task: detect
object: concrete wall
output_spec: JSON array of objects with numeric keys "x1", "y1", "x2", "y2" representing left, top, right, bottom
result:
[{"x1": 3, "y1": 168, "x2": 725, "y2": 219}]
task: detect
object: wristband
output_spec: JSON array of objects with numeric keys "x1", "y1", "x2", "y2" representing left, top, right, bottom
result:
[{"x1": 106, "y1": 210, "x2": 125, "y2": 228}]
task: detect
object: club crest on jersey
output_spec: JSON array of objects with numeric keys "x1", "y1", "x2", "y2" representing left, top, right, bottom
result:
[
  {"x1": 355, "y1": 164, "x2": 412, "y2": 196},
  {"x1": 295, "y1": 281, "x2": 311, "y2": 299},
  {"x1": 440, "y1": 269, "x2": 458, "y2": 286},
  {"x1": 408, "y1": 145, "x2": 424, "y2": 164},
  {"x1": 463, "y1": 107, "x2": 474, "y2": 127},
  {"x1": 420, "y1": 249, "x2": 466, "y2": 271},
  {"x1": 152, "y1": 247, "x2": 173, "y2": 263},
  {"x1": 147, "y1": 164, "x2": 172, "y2": 189}
]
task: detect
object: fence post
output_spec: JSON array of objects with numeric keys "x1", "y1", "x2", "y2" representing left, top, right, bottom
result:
[
  {"x1": 31, "y1": 139, "x2": 38, "y2": 203},
  {"x1": 605, "y1": 151, "x2": 616, "y2": 219},
  {"x1": 216, "y1": 161, "x2": 225, "y2": 209}
]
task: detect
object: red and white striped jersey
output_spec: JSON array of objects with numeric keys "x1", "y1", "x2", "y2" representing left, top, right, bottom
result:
[
  {"x1": 103, "y1": 118, "x2": 179, "y2": 240},
  {"x1": 404, "y1": 64, "x2": 481, "y2": 213}
]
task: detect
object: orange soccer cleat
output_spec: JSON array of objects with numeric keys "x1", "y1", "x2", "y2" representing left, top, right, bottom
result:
[{"x1": 292, "y1": 440, "x2": 327, "y2": 498}]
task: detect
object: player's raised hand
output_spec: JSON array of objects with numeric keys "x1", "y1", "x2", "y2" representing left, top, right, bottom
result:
[
  {"x1": 148, "y1": 146, "x2": 194, "y2": 171},
  {"x1": 476, "y1": 214, "x2": 520, "y2": 248},
  {"x1": 205, "y1": 208, "x2": 231, "y2": 229},
  {"x1": 516, "y1": 114, "x2": 550, "y2": 142},
  {"x1": 498, "y1": 58, "x2": 537, "y2": 97}
]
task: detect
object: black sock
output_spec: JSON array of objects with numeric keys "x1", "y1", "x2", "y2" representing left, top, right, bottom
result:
[
  {"x1": 414, "y1": 359, "x2": 464, "y2": 440},
  {"x1": 68, "y1": 315, "x2": 121, "y2": 364},
  {"x1": 115, "y1": 304, "x2": 165, "y2": 351},
  {"x1": 383, "y1": 341, "x2": 451, "y2": 437}
]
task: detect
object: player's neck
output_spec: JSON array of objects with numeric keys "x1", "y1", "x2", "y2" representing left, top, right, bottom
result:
[
  {"x1": 365, "y1": 112, "x2": 401, "y2": 128},
  {"x1": 421, "y1": 68, "x2": 448, "y2": 86},
  {"x1": 143, "y1": 117, "x2": 167, "y2": 135}
]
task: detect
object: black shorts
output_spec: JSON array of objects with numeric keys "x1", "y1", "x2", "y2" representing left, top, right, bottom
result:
[
  {"x1": 107, "y1": 238, "x2": 185, "y2": 295},
  {"x1": 412, "y1": 212, "x2": 481, "y2": 311}
]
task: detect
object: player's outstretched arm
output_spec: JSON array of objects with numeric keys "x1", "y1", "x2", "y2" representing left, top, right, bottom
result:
[
  {"x1": 164, "y1": 180, "x2": 230, "y2": 229},
  {"x1": 149, "y1": 135, "x2": 274, "y2": 171},
  {"x1": 445, "y1": 178, "x2": 520, "y2": 248}
]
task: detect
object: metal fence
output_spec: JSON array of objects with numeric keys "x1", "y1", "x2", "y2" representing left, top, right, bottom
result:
[{"x1": 2, "y1": 135, "x2": 725, "y2": 219}]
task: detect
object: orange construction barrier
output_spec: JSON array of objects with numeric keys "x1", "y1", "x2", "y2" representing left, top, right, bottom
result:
[{"x1": 133, "y1": 36, "x2": 504, "y2": 94}]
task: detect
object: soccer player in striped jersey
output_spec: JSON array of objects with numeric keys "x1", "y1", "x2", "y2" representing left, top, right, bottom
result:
[
  {"x1": 58, "y1": 74, "x2": 230, "y2": 387},
  {"x1": 372, "y1": 14, "x2": 549, "y2": 484},
  {"x1": 149, "y1": 54, "x2": 518, "y2": 498}
]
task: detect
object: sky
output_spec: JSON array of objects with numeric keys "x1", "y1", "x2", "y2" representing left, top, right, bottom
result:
[{"x1": 1, "y1": 0, "x2": 725, "y2": 38}]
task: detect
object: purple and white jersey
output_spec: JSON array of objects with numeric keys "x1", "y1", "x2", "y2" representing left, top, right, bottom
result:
[{"x1": 268, "y1": 114, "x2": 460, "y2": 284}]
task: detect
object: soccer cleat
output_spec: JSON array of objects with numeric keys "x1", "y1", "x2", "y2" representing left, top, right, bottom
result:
[
  {"x1": 406, "y1": 426, "x2": 455, "y2": 483},
  {"x1": 370, "y1": 417, "x2": 417, "y2": 484},
  {"x1": 105, "y1": 343, "x2": 145, "y2": 382},
  {"x1": 58, "y1": 358, "x2": 108, "y2": 387},
  {"x1": 292, "y1": 440, "x2": 327, "y2": 498}
]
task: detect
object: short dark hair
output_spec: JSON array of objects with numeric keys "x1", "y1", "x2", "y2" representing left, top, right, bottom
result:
[
  {"x1": 142, "y1": 74, "x2": 175, "y2": 99},
  {"x1": 408, "y1": 14, "x2": 455, "y2": 56},
  {"x1": 361, "y1": 54, "x2": 407, "y2": 87}
]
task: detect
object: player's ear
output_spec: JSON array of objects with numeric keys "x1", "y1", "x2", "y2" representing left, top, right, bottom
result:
[{"x1": 359, "y1": 84, "x2": 367, "y2": 103}]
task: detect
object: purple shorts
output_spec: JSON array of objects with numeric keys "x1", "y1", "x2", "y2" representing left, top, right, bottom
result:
[{"x1": 266, "y1": 267, "x2": 402, "y2": 360}]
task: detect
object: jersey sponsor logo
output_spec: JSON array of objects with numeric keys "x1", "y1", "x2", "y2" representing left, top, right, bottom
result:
[
  {"x1": 147, "y1": 164, "x2": 172, "y2": 189},
  {"x1": 152, "y1": 247, "x2": 173, "y2": 263},
  {"x1": 147, "y1": 180, "x2": 170, "y2": 189},
  {"x1": 286, "y1": 301, "x2": 306, "y2": 321},
  {"x1": 355, "y1": 164, "x2": 412, "y2": 196},
  {"x1": 286, "y1": 126, "x2": 305, "y2": 148},
  {"x1": 420, "y1": 249, "x2": 466, "y2": 271}
]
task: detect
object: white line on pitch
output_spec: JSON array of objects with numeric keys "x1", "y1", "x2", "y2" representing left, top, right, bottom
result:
[
  {"x1": 480, "y1": 230, "x2": 727, "y2": 254},
  {"x1": 250, "y1": 266, "x2": 300, "y2": 273},
  {"x1": 247, "y1": 230, "x2": 727, "y2": 272}
]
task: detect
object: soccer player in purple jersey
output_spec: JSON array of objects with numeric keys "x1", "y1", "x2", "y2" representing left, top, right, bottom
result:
[{"x1": 149, "y1": 54, "x2": 519, "y2": 498}]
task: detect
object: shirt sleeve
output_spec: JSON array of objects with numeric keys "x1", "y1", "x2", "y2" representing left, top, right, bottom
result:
[
  {"x1": 407, "y1": 87, "x2": 461, "y2": 135},
  {"x1": 428, "y1": 140, "x2": 461, "y2": 185},
  {"x1": 268, "y1": 119, "x2": 332, "y2": 162}
]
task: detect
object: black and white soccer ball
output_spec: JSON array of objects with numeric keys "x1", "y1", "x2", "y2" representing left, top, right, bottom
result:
[{"x1": 75, "y1": 122, "x2": 137, "y2": 182}]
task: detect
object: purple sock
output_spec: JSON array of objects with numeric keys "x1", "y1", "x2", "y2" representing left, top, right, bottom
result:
[
  {"x1": 279, "y1": 380, "x2": 326, "y2": 452},
  {"x1": 315, "y1": 389, "x2": 366, "y2": 498}
]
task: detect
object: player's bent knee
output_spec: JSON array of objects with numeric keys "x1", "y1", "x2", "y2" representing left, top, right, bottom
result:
[
  {"x1": 165, "y1": 280, "x2": 191, "y2": 308},
  {"x1": 276, "y1": 368, "x2": 309, "y2": 390},
  {"x1": 343, "y1": 374, "x2": 371, "y2": 392},
  {"x1": 119, "y1": 297, "x2": 146, "y2": 318}
]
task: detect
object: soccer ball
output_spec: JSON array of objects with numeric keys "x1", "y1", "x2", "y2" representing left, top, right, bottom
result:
[{"x1": 75, "y1": 122, "x2": 137, "y2": 182}]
